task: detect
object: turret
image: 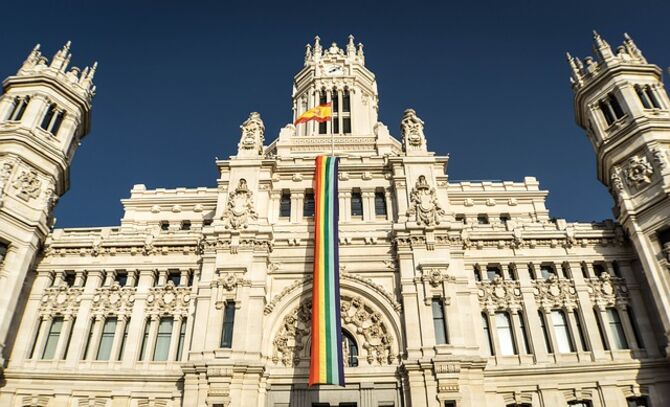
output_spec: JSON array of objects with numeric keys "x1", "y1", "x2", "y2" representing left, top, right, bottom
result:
[
  {"x1": 569, "y1": 32, "x2": 670, "y2": 352},
  {"x1": 0, "y1": 42, "x2": 96, "y2": 364}
]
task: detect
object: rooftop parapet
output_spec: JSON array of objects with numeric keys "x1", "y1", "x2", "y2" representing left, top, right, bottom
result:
[
  {"x1": 12, "y1": 41, "x2": 97, "y2": 101},
  {"x1": 566, "y1": 32, "x2": 647, "y2": 90}
]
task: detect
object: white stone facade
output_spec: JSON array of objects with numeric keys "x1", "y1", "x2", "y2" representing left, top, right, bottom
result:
[{"x1": 0, "y1": 35, "x2": 669, "y2": 407}]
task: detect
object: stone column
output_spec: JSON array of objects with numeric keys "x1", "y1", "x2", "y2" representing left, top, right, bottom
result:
[
  {"x1": 594, "y1": 306, "x2": 614, "y2": 354},
  {"x1": 85, "y1": 315, "x2": 104, "y2": 360},
  {"x1": 384, "y1": 191, "x2": 393, "y2": 221},
  {"x1": 362, "y1": 190, "x2": 375, "y2": 221},
  {"x1": 518, "y1": 263, "x2": 548, "y2": 362},
  {"x1": 485, "y1": 311, "x2": 501, "y2": 358},
  {"x1": 109, "y1": 315, "x2": 128, "y2": 361},
  {"x1": 31, "y1": 316, "x2": 51, "y2": 359},
  {"x1": 167, "y1": 315, "x2": 183, "y2": 361},
  {"x1": 157, "y1": 269, "x2": 168, "y2": 286},
  {"x1": 53, "y1": 314, "x2": 74, "y2": 360},
  {"x1": 510, "y1": 311, "x2": 526, "y2": 354},
  {"x1": 0, "y1": 94, "x2": 16, "y2": 120},
  {"x1": 144, "y1": 315, "x2": 160, "y2": 361},
  {"x1": 290, "y1": 191, "x2": 300, "y2": 224},
  {"x1": 541, "y1": 308, "x2": 558, "y2": 360},
  {"x1": 65, "y1": 269, "x2": 104, "y2": 364},
  {"x1": 570, "y1": 261, "x2": 606, "y2": 360}
]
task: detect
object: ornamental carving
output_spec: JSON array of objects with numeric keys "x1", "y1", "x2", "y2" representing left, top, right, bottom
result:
[
  {"x1": 587, "y1": 273, "x2": 629, "y2": 308},
  {"x1": 39, "y1": 285, "x2": 83, "y2": 317},
  {"x1": 407, "y1": 175, "x2": 445, "y2": 227},
  {"x1": 146, "y1": 282, "x2": 191, "y2": 316},
  {"x1": 532, "y1": 275, "x2": 577, "y2": 310},
  {"x1": 91, "y1": 283, "x2": 135, "y2": 317},
  {"x1": 12, "y1": 169, "x2": 42, "y2": 201},
  {"x1": 624, "y1": 155, "x2": 653, "y2": 188},
  {"x1": 212, "y1": 272, "x2": 251, "y2": 309},
  {"x1": 400, "y1": 108, "x2": 426, "y2": 151},
  {"x1": 0, "y1": 161, "x2": 15, "y2": 201},
  {"x1": 652, "y1": 147, "x2": 668, "y2": 169},
  {"x1": 421, "y1": 266, "x2": 454, "y2": 287},
  {"x1": 610, "y1": 166, "x2": 625, "y2": 198},
  {"x1": 477, "y1": 277, "x2": 522, "y2": 312},
  {"x1": 238, "y1": 112, "x2": 265, "y2": 157},
  {"x1": 223, "y1": 179, "x2": 257, "y2": 229},
  {"x1": 272, "y1": 295, "x2": 395, "y2": 367}
]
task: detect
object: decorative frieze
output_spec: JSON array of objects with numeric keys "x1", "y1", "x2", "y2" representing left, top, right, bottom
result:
[
  {"x1": 533, "y1": 275, "x2": 578, "y2": 310},
  {"x1": 477, "y1": 278, "x2": 522, "y2": 313},
  {"x1": 587, "y1": 273, "x2": 630, "y2": 308},
  {"x1": 39, "y1": 286, "x2": 83, "y2": 317},
  {"x1": 146, "y1": 283, "x2": 191, "y2": 317},
  {"x1": 91, "y1": 284, "x2": 135, "y2": 317}
]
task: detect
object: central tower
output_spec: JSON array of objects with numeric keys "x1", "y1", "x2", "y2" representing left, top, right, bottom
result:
[{"x1": 274, "y1": 36, "x2": 398, "y2": 157}]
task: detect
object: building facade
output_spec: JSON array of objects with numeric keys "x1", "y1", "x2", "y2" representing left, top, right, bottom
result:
[{"x1": 0, "y1": 34, "x2": 668, "y2": 407}]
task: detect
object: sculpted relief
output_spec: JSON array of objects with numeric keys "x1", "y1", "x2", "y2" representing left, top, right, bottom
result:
[
  {"x1": 223, "y1": 179, "x2": 257, "y2": 229},
  {"x1": 238, "y1": 112, "x2": 265, "y2": 157},
  {"x1": 407, "y1": 175, "x2": 445, "y2": 227},
  {"x1": 400, "y1": 108, "x2": 425, "y2": 150}
]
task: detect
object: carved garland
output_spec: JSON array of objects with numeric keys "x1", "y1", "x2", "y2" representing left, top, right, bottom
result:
[
  {"x1": 145, "y1": 283, "x2": 191, "y2": 317},
  {"x1": 587, "y1": 273, "x2": 629, "y2": 309},
  {"x1": 532, "y1": 275, "x2": 578, "y2": 311},
  {"x1": 91, "y1": 284, "x2": 136, "y2": 317},
  {"x1": 271, "y1": 295, "x2": 396, "y2": 367},
  {"x1": 39, "y1": 286, "x2": 83, "y2": 317}
]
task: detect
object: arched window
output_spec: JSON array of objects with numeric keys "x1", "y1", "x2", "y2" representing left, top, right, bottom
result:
[
  {"x1": 495, "y1": 312, "x2": 516, "y2": 355},
  {"x1": 318, "y1": 90, "x2": 327, "y2": 134},
  {"x1": 342, "y1": 330, "x2": 358, "y2": 367},
  {"x1": 342, "y1": 88, "x2": 351, "y2": 134},
  {"x1": 40, "y1": 103, "x2": 65, "y2": 135},
  {"x1": 332, "y1": 87, "x2": 340, "y2": 134},
  {"x1": 7, "y1": 96, "x2": 29, "y2": 121}
]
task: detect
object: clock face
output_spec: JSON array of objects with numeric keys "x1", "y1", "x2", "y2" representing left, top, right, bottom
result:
[{"x1": 324, "y1": 64, "x2": 343, "y2": 76}]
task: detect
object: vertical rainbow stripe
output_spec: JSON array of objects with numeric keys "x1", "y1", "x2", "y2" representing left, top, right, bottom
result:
[{"x1": 309, "y1": 155, "x2": 344, "y2": 386}]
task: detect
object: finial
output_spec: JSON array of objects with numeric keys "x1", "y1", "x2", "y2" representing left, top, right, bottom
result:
[
  {"x1": 566, "y1": 52, "x2": 584, "y2": 87},
  {"x1": 304, "y1": 43, "x2": 312, "y2": 64},
  {"x1": 592, "y1": 30, "x2": 614, "y2": 61},
  {"x1": 313, "y1": 35, "x2": 323, "y2": 58},
  {"x1": 623, "y1": 32, "x2": 646, "y2": 63},
  {"x1": 346, "y1": 35, "x2": 356, "y2": 57},
  {"x1": 33, "y1": 44, "x2": 41, "y2": 52},
  {"x1": 314, "y1": 36, "x2": 321, "y2": 47}
]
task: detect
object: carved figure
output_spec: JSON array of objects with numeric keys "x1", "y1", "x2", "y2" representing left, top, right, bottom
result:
[
  {"x1": 223, "y1": 179, "x2": 257, "y2": 229},
  {"x1": 400, "y1": 109, "x2": 425, "y2": 148},
  {"x1": 625, "y1": 155, "x2": 653, "y2": 188},
  {"x1": 238, "y1": 112, "x2": 265, "y2": 156},
  {"x1": 652, "y1": 147, "x2": 667, "y2": 169},
  {"x1": 0, "y1": 162, "x2": 14, "y2": 199},
  {"x1": 12, "y1": 170, "x2": 42, "y2": 201},
  {"x1": 407, "y1": 175, "x2": 445, "y2": 227}
]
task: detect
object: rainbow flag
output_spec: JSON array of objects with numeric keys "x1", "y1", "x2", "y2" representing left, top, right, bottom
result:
[{"x1": 309, "y1": 155, "x2": 344, "y2": 386}]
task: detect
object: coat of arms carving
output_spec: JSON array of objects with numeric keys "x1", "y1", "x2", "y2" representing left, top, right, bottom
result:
[
  {"x1": 407, "y1": 175, "x2": 445, "y2": 227},
  {"x1": 223, "y1": 178, "x2": 257, "y2": 229}
]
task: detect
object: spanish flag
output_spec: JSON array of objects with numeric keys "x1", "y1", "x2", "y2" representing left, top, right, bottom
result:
[{"x1": 295, "y1": 103, "x2": 332, "y2": 125}]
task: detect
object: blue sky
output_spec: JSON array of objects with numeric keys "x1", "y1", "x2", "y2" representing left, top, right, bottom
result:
[{"x1": 1, "y1": 0, "x2": 669, "y2": 227}]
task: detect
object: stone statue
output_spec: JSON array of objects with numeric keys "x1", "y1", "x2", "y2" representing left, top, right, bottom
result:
[
  {"x1": 400, "y1": 109, "x2": 427, "y2": 154},
  {"x1": 237, "y1": 112, "x2": 265, "y2": 157}
]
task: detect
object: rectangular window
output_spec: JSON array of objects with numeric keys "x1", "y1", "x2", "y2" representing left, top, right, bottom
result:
[
  {"x1": 476, "y1": 214, "x2": 489, "y2": 224},
  {"x1": 538, "y1": 311, "x2": 553, "y2": 353},
  {"x1": 279, "y1": 192, "x2": 291, "y2": 218},
  {"x1": 115, "y1": 271, "x2": 127, "y2": 287},
  {"x1": 607, "y1": 308, "x2": 629, "y2": 349},
  {"x1": 486, "y1": 266, "x2": 501, "y2": 281},
  {"x1": 181, "y1": 220, "x2": 191, "y2": 231},
  {"x1": 139, "y1": 319, "x2": 150, "y2": 360},
  {"x1": 551, "y1": 310, "x2": 574, "y2": 353},
  {"x1": 64, "y1": 271, "x2": 76, "y2": 287},
  {"x1": 176, "y1": 319, "x2": 187, "y2": 360},
  {"x1": 168, "y1": 270, "x2": 181, "y2": 286},
  {"x1": 593, "y1": 263, "x2": 606, "y2": 277},
  {"x1": 153, "y1": 317, "x2": 173, "y2": 361},
  {"x1": 431, "y1": 299, "x2": 448, "y2": 345},
  {"x1": 41, "y1": 317, "x2": 64, "y2": 359},
  {"x1": 40, "y1": 104, "x2": 56, "y2": 130},
  {"x1": 160, "y1": 221, "x2": 170, "y2": 231},
  {"x1": 540, "y1": 264, "x2": 556, "y2": 279},
  {"x1": 351, "y1": 192, "x2": 363, "y2": 217},
  {"x1": 319, "y1": 121, "x2": 327, "y2": 134},
  {"x1": 454, "y1": 214, "x2": 466, "y2": 224},
  {"x1": 303, "y1": 192, "x2": 315, "y2": 217},
  {"x1": 343, "y1": 90, "x2": 351, "y2": 112},
  {"x1": 343, "y1": 118, "x2": 351, "y2": 134},
  {"x1": 221, "y1": 302, "x2": 236, "y2": 348},
  {"x1": 495, "y1": 312, "x2": 516, "y2": 355},
  {"x1": 481, "y1": 313, "x2": 493, "y2": 356},
  {"x1": 96, "y1": 317, "x2": 117, "y2": 360},
  {"x1": 374, "y1": 192, "x2": 387, "y2": 217},
  {"x1": 499, "y1": 213, "x2": 510, "y2": 224}
]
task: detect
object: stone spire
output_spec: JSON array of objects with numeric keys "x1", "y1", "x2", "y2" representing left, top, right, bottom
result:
[
  {"x1": 566, "y1": 52, "x2": 584, "y2": 88},
  {"x1": 592, "y1": 30, "x2": 614, "y2": 62},
  {"x1": 50, "y1": 41, "x2": 72, "y2": 71},
  {"x1": 347, "y1": 35, "x2": 356, "y2": 57},
  {"x1": 623, "y1": 33, "x2": 646, "y2": 63}
]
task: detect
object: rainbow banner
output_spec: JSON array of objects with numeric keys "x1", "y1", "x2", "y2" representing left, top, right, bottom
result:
[{"x1": 309, "y1": 155, "x2": 344, "y2": 386}]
